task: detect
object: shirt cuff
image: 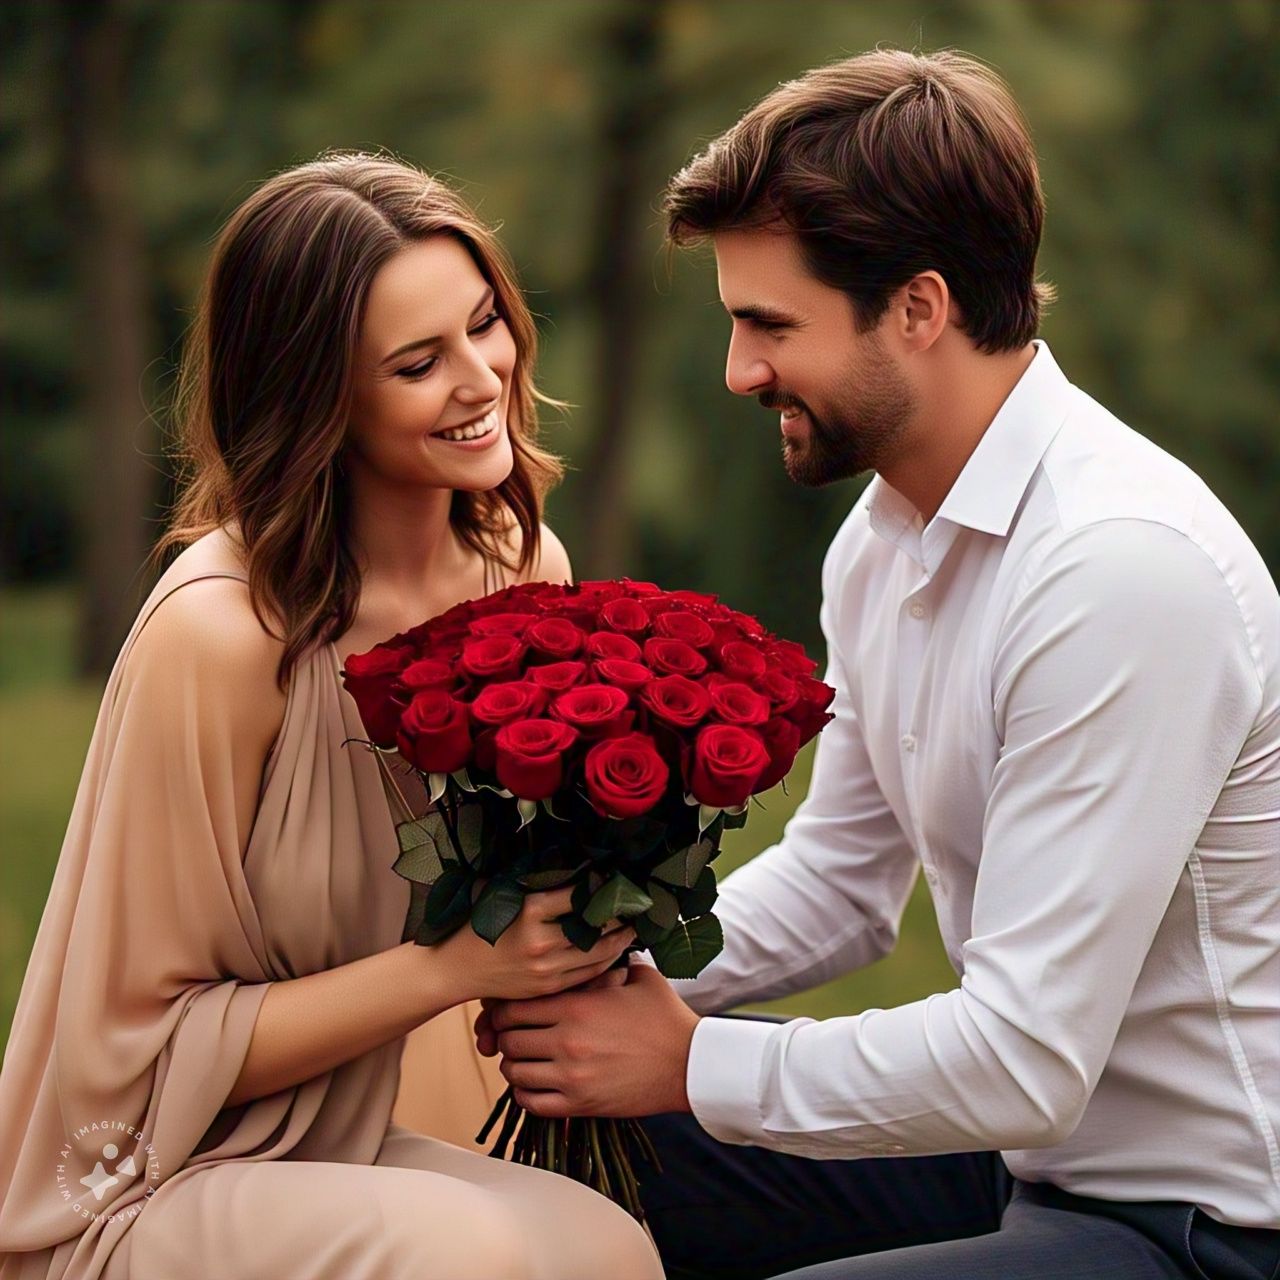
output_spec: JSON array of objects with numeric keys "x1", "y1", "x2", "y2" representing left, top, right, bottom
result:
[{"x1": 686, "y1": 1014, "x2": 775, "y2": 1145}]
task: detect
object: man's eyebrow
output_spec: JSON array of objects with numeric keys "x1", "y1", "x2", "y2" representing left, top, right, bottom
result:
[
  {"x1": 723, "y1": 302, "x2": 801, "y2": 327},
  {"x1": 380, "y1": 286, "x2": 496, "y2": 365}
]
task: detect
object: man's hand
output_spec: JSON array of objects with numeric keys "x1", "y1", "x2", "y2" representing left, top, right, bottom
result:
[{"x1": 474, "y1": 962, "x2": 701, "y2": 1119}]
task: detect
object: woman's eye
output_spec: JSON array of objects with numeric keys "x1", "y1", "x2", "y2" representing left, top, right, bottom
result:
[
  {"x1": 396, "y1": 314, "x2": 501, "y2": 380},
  {"x1": 470, "y1": 311, "x2": 502, "y2": 335},
  {"x1": 398, "y1": 356, "x2": 438, "y2": 380}
]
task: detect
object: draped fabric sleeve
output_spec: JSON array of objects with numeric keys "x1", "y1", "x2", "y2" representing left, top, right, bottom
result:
[{"x1": 0, "y1": 572, "x2": 284, "y2": 1274}]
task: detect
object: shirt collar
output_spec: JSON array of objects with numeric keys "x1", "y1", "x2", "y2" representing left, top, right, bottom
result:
[{"x1": 867, "y1": 340, "x2": 1073, "y2": 559}]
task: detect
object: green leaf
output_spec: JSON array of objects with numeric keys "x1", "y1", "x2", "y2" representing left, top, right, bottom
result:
[
  {"x1": 583, "y1": 873, "x2": 653, "y2": 927},
  {"x1": 471, "y1": 876, "x2": 526, "y2": 945},
  {"x1": 402, "y1": 880, "x2": 430, "y2": 943},
  {"x1": 650, "y1": 839, "x2": 713, "y2": 889},
  {"x1": 677, "y1": 865, "x2": 719, "y2": 918},
  {"x1": 722, "y1": 804, "x2": 750, "y2": 830},
  {"x1": 452, "y1": 768, "x2": 476, "y2": 792},
  {"x1": 428, "y1": 771, "x2": 449, "y2": 804},
  {"x1": 418, "y1": 863, "x2": 473, "y2": 943},
  {"x1": 453, "y1": 803, "x2": 484, "y2": 864},
  {"x1": 697, "y1": 803, "x2": 722, "y2": 836},
  {"x1": 651, "y1": 914, "x2": 724, "y2": 979},
  {"x1": 517, "y1": 865, "x2": 585, "y2": 890},
  {"x1": 633, "y1": 912, "x2": 673, "y2": 948},
  {"x1": 644, "y1": 881, "x2": 681, "y2": 930},
  {"x1": 517, "y1": 797, "x2": 538, "y2": 829},
  {"x1": 559, "y1": 912, "x2": 603, "y2": 952},
  {"x1": 393, "y1": 815, "x2": 449, "y2": 884}
]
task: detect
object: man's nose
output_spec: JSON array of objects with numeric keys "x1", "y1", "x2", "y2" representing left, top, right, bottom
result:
[{"x1": 724, "y1": 333, "x2": 773, "y2": 397}]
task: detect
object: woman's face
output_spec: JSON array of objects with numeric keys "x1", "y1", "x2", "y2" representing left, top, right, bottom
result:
[{"x1": 346, "y1": 235, "x2": 518, "y2": 494}]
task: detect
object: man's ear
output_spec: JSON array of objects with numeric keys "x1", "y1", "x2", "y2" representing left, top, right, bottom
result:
[{"x1": 899, "y1": 270, "x2": 950, "y2": 352}]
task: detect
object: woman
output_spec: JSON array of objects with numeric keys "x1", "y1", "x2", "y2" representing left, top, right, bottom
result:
[{"x1": 0, "y1": 152, "x2": 663, "y2": 1280}]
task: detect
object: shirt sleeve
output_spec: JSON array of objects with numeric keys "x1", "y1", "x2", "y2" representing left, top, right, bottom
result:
[
  {"x1": 673, "y1": 518, "x2": 918, "y2": 1019},
  {"x1": 686, "y1": 519, "x2": 1262, "y2": 1156}
]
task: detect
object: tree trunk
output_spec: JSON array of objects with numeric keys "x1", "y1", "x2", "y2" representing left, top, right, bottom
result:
[
  {"x1": 577, "y1": 0, "x2": 666, "y2": 579},
  {"x1": 59, "y1": 0, "x2": 153, "y2": 677}
]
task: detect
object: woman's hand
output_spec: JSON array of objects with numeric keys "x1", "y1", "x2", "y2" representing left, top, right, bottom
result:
[{"x1": 429, "y1": 886, "x2": 635, "y2": 1003}]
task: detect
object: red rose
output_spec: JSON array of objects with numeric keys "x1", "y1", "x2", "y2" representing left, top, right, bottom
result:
[
  {"x1": 493, "y1": 718, "x2": 578, "y2": 799},
  {"x1": 586, "y1": 631, "x2": 643, "y2": 662},
  {"x1": 600, "y1": 597, "x2": 651, "y2": 636},
  {"x1": 644, "y1": 637, "x2": 709, "y2": 678},
  {"x1": 640, "y1": 674, "x2": 711, "y2": 729},
  {"x1": 706, "y1": 680, "x2": 772, "y2": 726},
  {"x1": 768, "y1": 639, "x2": 819, "y2": 678},
  {"x1": 753, "y1": 716, "x2": 803, "y2": 792},
  {"x1": 758, "y1": 669, "x2": 799, "y2": 713},
  {"x1": 593, "y1": 658, "x2": 653, "y2": 694},
  {"x1": 687, "y1": 724, "x2": 770, "y2": 809},
  {"x1": 398, "y1": 657, "x2": 455, "y2": 693},
  {"x1": 551, "y1": 683, "x2": 634, "y2": 740},
  {"x1": 528, "y1": 660, "x2": 588, "y2": 693},
  {"x1": 526, "y1": 616, "x2": 586, "y2": 661},
  {"x1": 460, "y1": 634, "x2": 526, "y2": 681},
  {"x1": 584, "y1": 732, "x2": 670, "y2": 819},
  {"x1": 717, "y1": 641, "x2": 768, "y2": 682},
  {"x1": 738, "y1": 615, "x2": 767, "y2": 639},
  {"x1": 652, "y1": 610, "x2": 716, "y2": 649},
  {"x1": 786, "y1": 676, "x2": 837, "y2": 741},
  {"x1": 468, "y1": 611, "x2": 537, "y2": 638},
  {"x1": 654, "y1": 589, "x2": 718, "y2": 612},
  {"x1": 342, "y1": 644, "x2": 415, "y2": 747},
  {"x1": 471, "y1": 680, "x2": 548, "y2": 727},
  {"x1": 396, "y1": 689, "x2": 472, "y2": 774}
]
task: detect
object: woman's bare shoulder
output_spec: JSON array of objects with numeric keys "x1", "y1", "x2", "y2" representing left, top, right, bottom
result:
[{"x1": 129, "y1": 574, "x2": 288, "y2": 756}]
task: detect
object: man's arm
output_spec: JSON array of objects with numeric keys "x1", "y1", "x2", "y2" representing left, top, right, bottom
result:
[{"x1": 687, "y1": 519, "x2": 1261, "y2": 1154}]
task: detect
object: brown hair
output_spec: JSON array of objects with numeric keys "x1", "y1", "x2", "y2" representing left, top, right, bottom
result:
[
  {"x1": 151, "y1": 150, "x2": 563, "y2": 689},
  {"x1": 664, "y1": 48, "x2": 1055, "y2": 352}
]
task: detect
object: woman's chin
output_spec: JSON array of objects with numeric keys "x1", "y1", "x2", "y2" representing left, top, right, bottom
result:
[{"x1": 448, "y1": 436, "x2": 515, "y2": 492}]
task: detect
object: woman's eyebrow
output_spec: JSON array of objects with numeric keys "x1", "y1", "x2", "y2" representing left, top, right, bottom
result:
[{"x1": 380, "y1": 286, "x2": 496, "y2": 364}]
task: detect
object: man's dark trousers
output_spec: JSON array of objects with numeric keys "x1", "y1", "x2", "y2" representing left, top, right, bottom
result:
[{"x1": 635, "y1": 1111, "x2": 1280, "y2": 1279}]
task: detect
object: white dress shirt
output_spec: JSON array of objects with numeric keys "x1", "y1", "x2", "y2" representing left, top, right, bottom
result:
[{"x1": 678, "y1": 341, "x2": 1280, "y2": 1228}]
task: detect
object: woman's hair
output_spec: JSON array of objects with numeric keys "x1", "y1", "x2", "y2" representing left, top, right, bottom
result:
[
  {"x1": 664, "y1": 48, "x2": 1055, "y2": 353},
  {"x1": 151, "y1": 150, "x2": 563, "y2": 689}
]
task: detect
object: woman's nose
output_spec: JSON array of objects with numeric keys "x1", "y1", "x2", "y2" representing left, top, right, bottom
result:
[{"x1": 454, "y1": 343, "x2": 505, "y2": 405}]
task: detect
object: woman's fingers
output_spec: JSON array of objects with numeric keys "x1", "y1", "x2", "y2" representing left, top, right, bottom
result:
[{"x1": 526, "y1": 886, "x2": 576, "y2": 920}]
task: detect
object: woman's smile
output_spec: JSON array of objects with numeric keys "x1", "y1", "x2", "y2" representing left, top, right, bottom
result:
[{"x1": 429, "y1": 405, "x2": 503, "y2": 450}]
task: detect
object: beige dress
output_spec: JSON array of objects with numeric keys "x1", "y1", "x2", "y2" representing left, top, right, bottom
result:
[{"x1": 0, "y1": 530, "x2": 661, "y2": 1280}]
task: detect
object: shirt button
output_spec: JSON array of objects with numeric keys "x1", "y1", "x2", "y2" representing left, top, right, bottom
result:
[
  {"x1": 901, "y1": 733, "x2": 917, "y2": 753},
  {"x1": 909, "y1": 601, "x2": 926, "y2": 619}
]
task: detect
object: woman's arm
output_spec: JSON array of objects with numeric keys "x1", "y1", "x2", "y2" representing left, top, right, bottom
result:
[{"x1": 226, "y1": 895, "x2": 633, "y2": 1107}]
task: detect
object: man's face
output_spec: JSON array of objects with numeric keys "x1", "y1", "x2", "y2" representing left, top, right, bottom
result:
[{"x1": 713, "y1": 228, "x2": 915, "y2": 486}]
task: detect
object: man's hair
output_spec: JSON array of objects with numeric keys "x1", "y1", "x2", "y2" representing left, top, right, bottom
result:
[{"x1": 664, "y1": 48, "x2": 1055, "y2": 353}]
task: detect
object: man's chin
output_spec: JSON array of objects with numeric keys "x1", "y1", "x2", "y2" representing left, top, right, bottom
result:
[{"x1": 783, "y1": 442, "x2": 861, "y2": 488}]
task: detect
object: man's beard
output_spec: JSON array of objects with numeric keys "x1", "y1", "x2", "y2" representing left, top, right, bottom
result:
[{"x1": 761, "y1": 340, "x2": 915, "y2": 487}]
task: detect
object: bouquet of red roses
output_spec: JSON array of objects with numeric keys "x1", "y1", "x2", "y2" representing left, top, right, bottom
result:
[{"x1": 341, "y1": 578, "x2": 834, "y2": 1216}]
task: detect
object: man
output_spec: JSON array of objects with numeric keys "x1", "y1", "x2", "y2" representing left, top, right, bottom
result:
[{"x1": 478, "y1": 49, "x2": 1280, "y2": 1279}]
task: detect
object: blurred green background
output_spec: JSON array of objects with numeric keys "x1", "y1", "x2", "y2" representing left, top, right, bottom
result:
[{"x1": 2, "y1": 0, "x2": 1277, "y2": 1050}]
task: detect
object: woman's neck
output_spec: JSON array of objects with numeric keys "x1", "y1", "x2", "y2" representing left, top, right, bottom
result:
[{"x1": 347, "y1": 476, "x2": 464, "y2": 600}]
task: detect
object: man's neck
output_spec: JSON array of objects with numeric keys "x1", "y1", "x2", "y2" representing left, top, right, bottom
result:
[{"x1": 879, "y1": 341, "x2": 1038, "y2": 525}]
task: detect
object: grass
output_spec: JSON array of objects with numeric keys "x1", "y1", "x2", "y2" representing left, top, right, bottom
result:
[{"x1": 0, "y1": 585, "x2": 956, "y2": 1054}]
